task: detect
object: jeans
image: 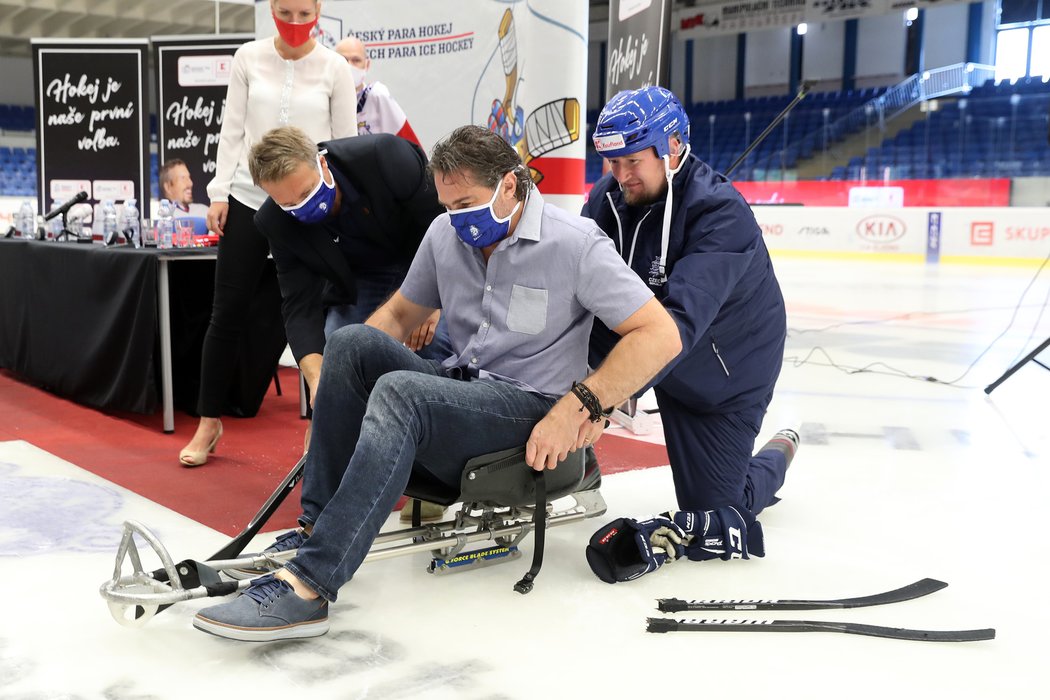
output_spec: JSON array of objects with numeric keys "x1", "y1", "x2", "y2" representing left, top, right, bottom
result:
[
  {"x1": 283, "y1": 324, "x2": 556, "y2": 602},
  {"x1": 323, "y1": 263, "x2": 452, "y2": 362}
]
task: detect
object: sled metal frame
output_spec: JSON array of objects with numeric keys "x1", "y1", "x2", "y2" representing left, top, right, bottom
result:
[{"x1": 100, "y1": 484, "x2": 606, "y2": 627}]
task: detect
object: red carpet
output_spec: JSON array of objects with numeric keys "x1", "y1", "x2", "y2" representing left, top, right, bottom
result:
[{"x1": 0, "y1": 368, "x2": 668, "y2": 536}]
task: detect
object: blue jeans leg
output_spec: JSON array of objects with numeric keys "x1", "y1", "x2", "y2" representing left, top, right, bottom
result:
[
  {"x1": 286, "y1": 324, "x2": 555, "y2": 602},
  {"x1": 324, "y1": 264, "x2": 452, "y2": 362},
  {"x1": 323, "y1": 264, "x2": 408, "y2": 338}
]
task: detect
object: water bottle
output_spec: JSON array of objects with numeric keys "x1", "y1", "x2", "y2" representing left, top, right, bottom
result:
[
  {"x1": 122, "y1": 198, "x2": 141, "y2": 247},
  {"x1": 156, "y1": 198, "x2": 174, "y2": 249},
  {"x1": 101, "y1": 200, "x2": 118, "y2": 245},
  {"x1": 47, "y1": 200, "x2": 64, "y2": 240},
  {"x1": 17, "y1": 200, "x2": 35, "y2": 240}
]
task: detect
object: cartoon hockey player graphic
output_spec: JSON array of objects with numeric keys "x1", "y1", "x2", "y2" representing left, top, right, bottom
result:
[{"x1": 485, "y1": 8, "x2": 580, "y2": 185}]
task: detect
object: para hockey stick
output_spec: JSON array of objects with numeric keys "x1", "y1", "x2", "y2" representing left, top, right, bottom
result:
[
  {"x1": 151, "y1": 454, "x2": 307, "y2": 585},
  {"x1": 646, "y1": 618, "x2": 994, "y2": 642},
  {"x1": 657, "y1": 578, "x2": 947, "y2": 613},
  {"x1": 140, "y1": 455, "x2": 307, "y2": 618},
  {"x1": 205, "y1": 454, "x2": 307, "y2": 561}
]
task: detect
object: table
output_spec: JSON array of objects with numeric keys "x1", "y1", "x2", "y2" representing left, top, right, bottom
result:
[
  {"x1": 0, "y1": 239, "x2": 286, "y2": 432},
  {"x1": 156, "y1": 248, "x2": 216, "y2": 432}
]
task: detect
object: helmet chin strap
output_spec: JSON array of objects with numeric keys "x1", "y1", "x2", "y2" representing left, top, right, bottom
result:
[{"x1": 658, "y1": 143, "x2": 691, "y2": 280}]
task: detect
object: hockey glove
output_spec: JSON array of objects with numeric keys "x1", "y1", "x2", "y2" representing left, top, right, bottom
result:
[
  {"x1": 585, "y1": 516, "x2": 685, "y2": 584},
  {"x1": 667, "y1": 505, "x2": 765, "y2": 561}
]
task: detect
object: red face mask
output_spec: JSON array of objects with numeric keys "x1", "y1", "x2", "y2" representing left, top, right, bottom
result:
[{"x1": 272, "y1": 14, "x2": 318, "y2": 48}]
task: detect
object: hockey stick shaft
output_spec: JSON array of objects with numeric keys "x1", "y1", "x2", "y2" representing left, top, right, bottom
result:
[
  {"x1": 647, "y1": 618, "x2": 995, "y2": 642},
  {"x1": 658, "y1": 578, "x2": 947, "y2": 612},
  {"x1": 206, "y1": 454, "x2": 307, "y2": 561},
  {"x1": 147, "y1": 456, "x2": 307, "y2": 614}
]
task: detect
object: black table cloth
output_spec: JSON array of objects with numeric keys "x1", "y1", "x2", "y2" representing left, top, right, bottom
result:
[{"x1": 0, "y1": 238, "x2": 285, "y2": 418}]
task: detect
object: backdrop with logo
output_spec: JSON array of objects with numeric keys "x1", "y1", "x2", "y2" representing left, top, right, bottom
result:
[
  {"x1": 606, "y1": 0, "x2": 672, "y2": 95},
  {"x1": 31, "y1": 39, "x2": 150, "y2": 220},
  {"x1": 153, "y1": 34, "x2": 253, "y2": 214},
  {"x1": 254, "y1": 0, "x2": 589, "y2": 211}
]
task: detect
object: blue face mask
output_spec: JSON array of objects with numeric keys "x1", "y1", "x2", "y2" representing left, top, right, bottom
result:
[
  {"x1": 281, "y1": 155, "x2": 336, "y2": 224},
  {"x1": 448, "y1": 181, "x2": 521, "y2": 248}
]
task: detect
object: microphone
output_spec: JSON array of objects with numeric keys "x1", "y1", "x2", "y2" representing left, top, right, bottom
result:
[{"x1": 44, "y1": 191, "x2": 88, "y2": 222}]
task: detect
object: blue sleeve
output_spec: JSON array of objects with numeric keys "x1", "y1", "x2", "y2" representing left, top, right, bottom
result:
[{"x1": 661, "y1": 188, "x2": 759, "y2": 359}]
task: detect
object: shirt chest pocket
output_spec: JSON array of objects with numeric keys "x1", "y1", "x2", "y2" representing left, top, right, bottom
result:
[{"x1": 506, "y1": 284, "x2": 548, "y2": 335}]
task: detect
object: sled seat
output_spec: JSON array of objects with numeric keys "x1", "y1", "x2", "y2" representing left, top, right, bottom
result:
[{"x1": 403, "y1": 447, "x2": 599, "y2": 593}]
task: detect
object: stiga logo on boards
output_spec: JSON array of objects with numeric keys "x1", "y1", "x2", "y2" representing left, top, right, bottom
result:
[
  {"x1": 856, "y1": 215, "x2": 906, "y2": 243},
  {"x1": 797, "y1": 226, "x2": 830, "y2": 236}
]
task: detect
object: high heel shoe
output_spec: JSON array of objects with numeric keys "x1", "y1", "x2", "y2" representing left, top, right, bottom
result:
[{"x1": 179, "y1": 421, "x2": 223, "y2": 467}]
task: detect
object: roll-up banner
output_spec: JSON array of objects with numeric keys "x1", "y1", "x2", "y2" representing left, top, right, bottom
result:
[
  {"x1": 153, "y1": 34, "x2": 253, "y2": 215},
  {"x1": 255, "y1": 0, "x2": 589, "y2": 211},
  {"x1": 606, "y1": 0, "x2": 672, "y2": 94},
  {"x1": 31, "y1": 39, "x2": 150, "y2": 222}
]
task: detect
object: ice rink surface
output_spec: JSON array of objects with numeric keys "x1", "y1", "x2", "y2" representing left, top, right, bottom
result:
[{"x1": 2, "y1": 255, "x2": 1049, "y2": 699}]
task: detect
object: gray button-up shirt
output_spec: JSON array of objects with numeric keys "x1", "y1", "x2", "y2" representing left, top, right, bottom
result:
[{"x1": 400, "y1": 191, "x2": 654, "y2": 396}]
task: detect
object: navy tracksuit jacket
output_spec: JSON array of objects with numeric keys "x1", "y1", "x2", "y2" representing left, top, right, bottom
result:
[{"x1": 583, "y1": 155, "x2": 788, "y2": 514}]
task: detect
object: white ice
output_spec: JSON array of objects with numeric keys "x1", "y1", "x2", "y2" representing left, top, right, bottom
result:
[{"x1": 1, "y1": 255, "x2": 1048, "y2": 699}]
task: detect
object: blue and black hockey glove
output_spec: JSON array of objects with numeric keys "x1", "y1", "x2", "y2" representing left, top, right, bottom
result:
[
  {"x1": 585, "y1": 506, "x2": 764, "y2": 583},
  {"x1": 667, "y1": 506, "x2": 765, "y2": 561},
  {"x1": 585, "y1": 515, "x2": 685, "y2": 584}
]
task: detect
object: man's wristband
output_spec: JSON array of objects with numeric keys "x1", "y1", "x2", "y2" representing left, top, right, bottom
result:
[{"x1": 571, "y1": 381, "x2": 613, "y2": 423}]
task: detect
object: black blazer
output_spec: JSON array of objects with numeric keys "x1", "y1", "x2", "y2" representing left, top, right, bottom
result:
[{"x1": 255, "y1": 133, "x2": 443, "y2": 362}]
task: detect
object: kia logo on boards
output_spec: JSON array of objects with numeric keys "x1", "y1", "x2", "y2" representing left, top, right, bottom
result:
[{"x1": 856, "y1": 215, "x2": 906, "y2": 243}]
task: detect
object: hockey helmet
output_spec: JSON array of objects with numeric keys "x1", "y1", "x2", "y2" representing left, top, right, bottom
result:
[{"x1": 592, "y1": 86, "x2": 690, "y2": 159}]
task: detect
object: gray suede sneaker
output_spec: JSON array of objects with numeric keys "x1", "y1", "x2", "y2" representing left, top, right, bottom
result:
[
  {"x1": 193, "y1": 574, "x2": 329, "y2": 642},
  {"x1": 227, "y1": 528, "x2": 309, "y2": 580}
]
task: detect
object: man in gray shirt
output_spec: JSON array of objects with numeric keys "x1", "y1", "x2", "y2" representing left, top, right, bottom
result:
[{"x1": 193, "y1": 125, "x2": 682, "y2": 642}]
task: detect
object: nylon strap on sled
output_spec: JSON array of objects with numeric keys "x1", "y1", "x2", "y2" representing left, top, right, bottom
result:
[{"x1": 513, "y1": 469, "x2": 547, "y2": 594}]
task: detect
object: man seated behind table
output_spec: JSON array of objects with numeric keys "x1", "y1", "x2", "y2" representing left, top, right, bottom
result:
[{"x1": 159, "y1": 158, "x2": 210, "y2": 232}]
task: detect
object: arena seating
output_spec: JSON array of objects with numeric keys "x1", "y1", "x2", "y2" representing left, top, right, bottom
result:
[
  {"x1": 584, "y1": 79, "x2": 1050, "y2": 183},
  {"x1": 843, "y1": 79, "x2": 1050, "y2": 180},
  {"x1": 4, "y1": 78, "x2": 1049, "y2": 198}
]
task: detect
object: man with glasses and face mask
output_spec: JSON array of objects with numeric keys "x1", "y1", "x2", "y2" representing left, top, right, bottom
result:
[
  {"x1": 192, "y1": 124, "x2": 682, "y2": 642},
  {"x1": 334, "y1": 35, "x2": 420, "y2": 145},
  {"x1": 248, "y1": 126, "x2": 449, "y2": 404}
]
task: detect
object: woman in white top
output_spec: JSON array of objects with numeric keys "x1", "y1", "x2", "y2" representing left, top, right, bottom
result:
[{"x1": 179, "y1": 0, "x2": 357, "y2": 467}]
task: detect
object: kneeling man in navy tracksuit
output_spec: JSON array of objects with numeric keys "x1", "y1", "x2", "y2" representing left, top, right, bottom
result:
[{"x1": 582, "y1": 87, "x2": 799, "y2": 583}]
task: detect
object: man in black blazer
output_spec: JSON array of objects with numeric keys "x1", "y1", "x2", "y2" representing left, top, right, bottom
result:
[{"x1": 250, "y1": 127, "x2": 448, "y2": 400}]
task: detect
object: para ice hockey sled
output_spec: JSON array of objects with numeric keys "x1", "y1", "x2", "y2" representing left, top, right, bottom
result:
[{"x1": 100, "y1": 447, "x2": 605, "y2": 627}]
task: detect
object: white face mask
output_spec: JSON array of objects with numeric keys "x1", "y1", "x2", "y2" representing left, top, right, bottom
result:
[{"x1": 350, "y1": 65, "x2": 367, "y2": 89}]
